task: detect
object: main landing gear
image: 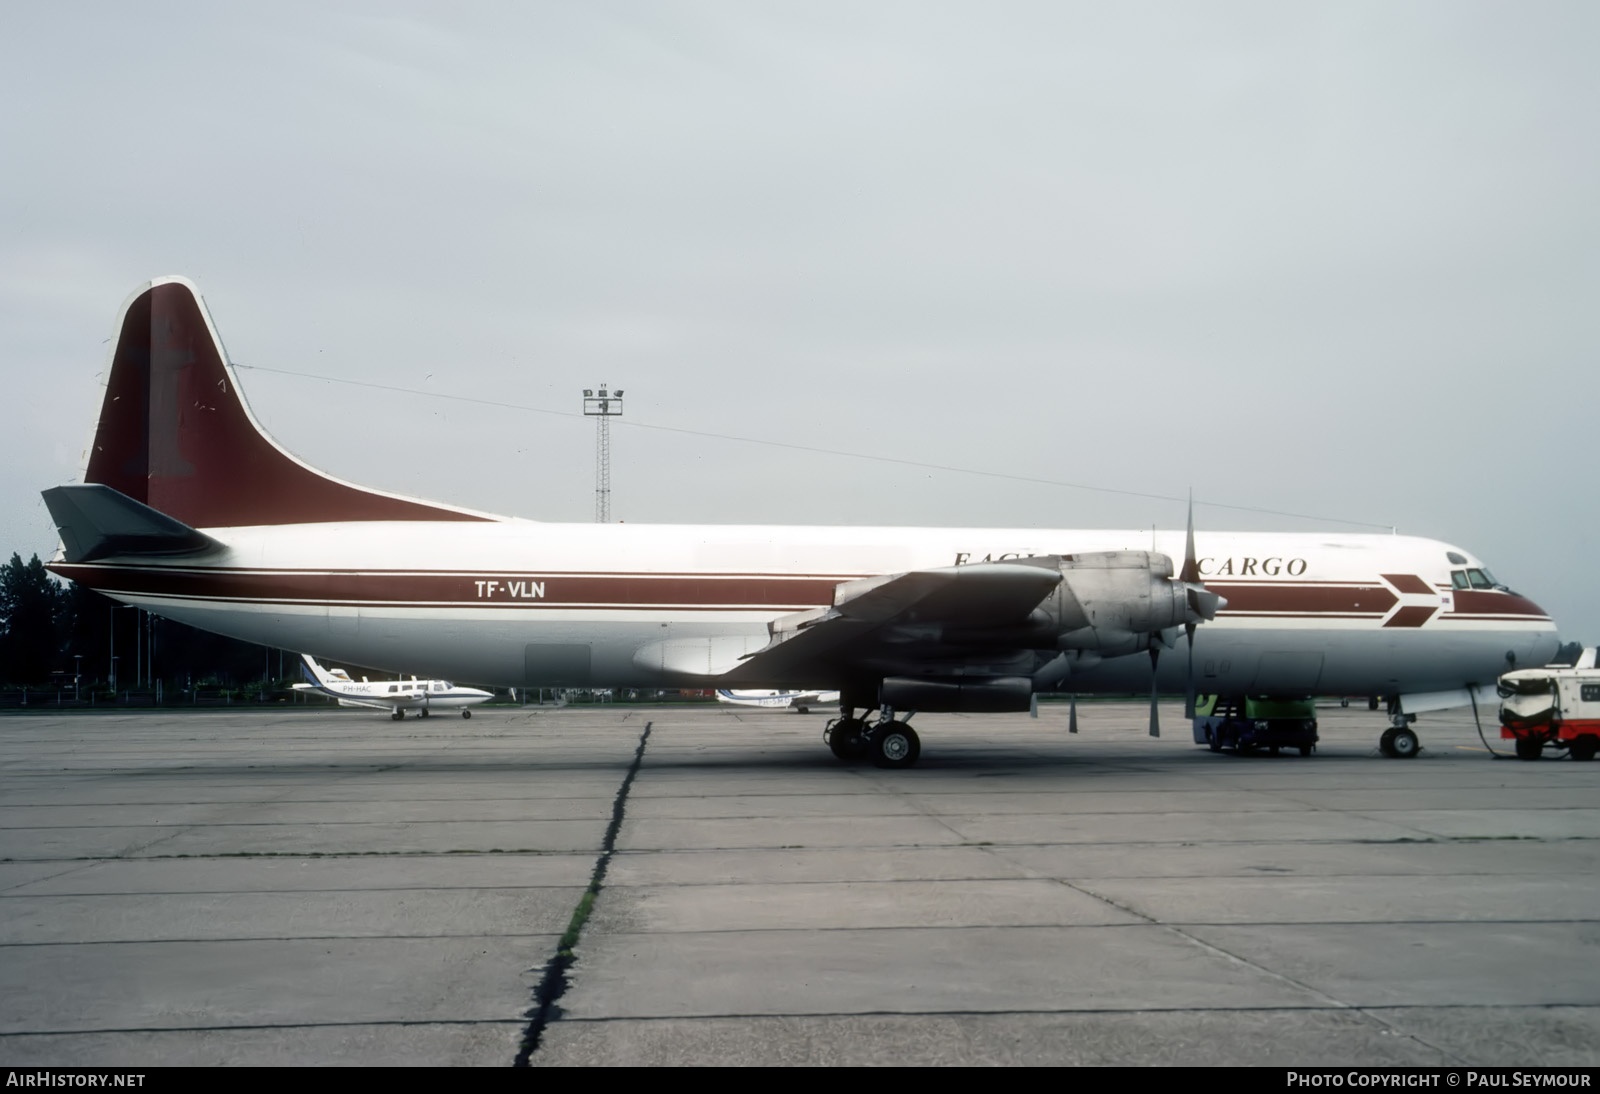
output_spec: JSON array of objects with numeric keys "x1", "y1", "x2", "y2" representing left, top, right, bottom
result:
[
  {"x1": 825, "y1": 707, "x2": 921, "y2": 769},
  {"x1": 1379, "y1": 714, "x2": 1420, "y2": 759}
]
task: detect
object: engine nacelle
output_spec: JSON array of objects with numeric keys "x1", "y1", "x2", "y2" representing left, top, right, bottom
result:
[
  {"x1": 880, "y1": 675, "x2": 1033, "y2": 713},
  {"x1": 1044, "y1": 551, "x2": 1216, "y2": 655}
]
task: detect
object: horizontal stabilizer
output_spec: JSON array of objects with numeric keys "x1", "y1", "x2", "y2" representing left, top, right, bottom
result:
[{"x1": 41, "y1": 484, "x2": 220, "y2": 563}]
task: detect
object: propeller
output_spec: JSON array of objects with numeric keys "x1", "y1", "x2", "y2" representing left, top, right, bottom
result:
[
  {"x1": 1069, "y1": 692, "x2": 1078, "y2": 734},
  {"x1": 1177, "y1": 491, "x2": 1225, "y2": 719}
]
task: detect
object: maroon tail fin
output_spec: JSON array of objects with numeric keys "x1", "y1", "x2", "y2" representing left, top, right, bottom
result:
[{"x1": 84, "y1": 277, "x2": 492, "y2": 527}]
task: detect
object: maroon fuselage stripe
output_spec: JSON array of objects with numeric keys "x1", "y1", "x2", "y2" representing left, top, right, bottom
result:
[
  {"x1": 48, "y1": 566, "x2": 1553, "y2": 621},
  {"x1": 1206, "y1": 583, "x2": 1397, "y2": 615},
  {"x1": 1449, "y1": 590, "x2": 1548, "y2": 617},
  {"x1": 51, "y1": 565, "x2": 843, "y2": 609}
]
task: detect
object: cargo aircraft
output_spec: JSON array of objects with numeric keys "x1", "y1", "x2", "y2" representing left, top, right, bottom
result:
[
  {"x1": 41, "y1": 278, "x2": 1559, "y2": 767},
  {"x1": 293, "y1": 654, "x2": 492, "y2": 720}
]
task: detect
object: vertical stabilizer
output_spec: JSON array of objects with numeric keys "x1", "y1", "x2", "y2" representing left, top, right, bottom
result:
[
  {"x1": 300, "y1": 654, "x2": 333, "y2": 688},
  {"x1": 84, "y1": 277, "x2": 493, "y2": 527}
]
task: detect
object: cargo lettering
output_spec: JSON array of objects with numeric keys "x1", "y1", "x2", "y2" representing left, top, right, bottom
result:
[{"x1": 1198, "y1": 557, "x2": 1307, "y2": 577}]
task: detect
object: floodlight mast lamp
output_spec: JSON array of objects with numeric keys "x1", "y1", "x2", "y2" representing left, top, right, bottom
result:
[{"x1": 582, "y1": 385, "x2": 624, "y2": 523}]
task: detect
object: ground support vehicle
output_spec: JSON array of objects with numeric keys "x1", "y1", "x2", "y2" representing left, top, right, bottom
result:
[
  {"x1": 1498, "y1": 649, "x2": 1600, "y2": 761},
  {"x1": 1192, "y1": 696, "x2": 1320, "y2": 756}
]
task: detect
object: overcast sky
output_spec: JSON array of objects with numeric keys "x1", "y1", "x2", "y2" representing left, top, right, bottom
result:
[{"x1": 3, "y1": 2, "x2": 1597, "y2": 636}]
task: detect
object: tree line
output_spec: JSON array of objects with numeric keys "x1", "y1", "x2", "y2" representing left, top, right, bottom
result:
[{"x1": 0, "y1": 552, "x2": 287, "y2": 691}]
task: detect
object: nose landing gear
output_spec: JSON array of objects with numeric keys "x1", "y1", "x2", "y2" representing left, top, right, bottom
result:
[{"x1": 1380, "y1": 714, "x2": 1420, "y2": 759}]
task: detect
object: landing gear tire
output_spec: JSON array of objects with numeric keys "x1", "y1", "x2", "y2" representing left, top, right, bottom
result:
[
  {"x1": 1206, "y1": 727, "x2": 1221, "y2": 753},
  {"x1": 1570, "y1": 736, "x2": 1597, "y2": 762},
  {"x1": 1515, "y1": 735, "x2": 1543, "y2": 761},
  {"x1": 827, "y1": 719, "x2": 869, "y2": 762},
  {"x1": 1298, "y1": 745, "x2": 1313, "y2": 757},
  {"x1": 462, "y1": 709, "x2": 472, "y2": 720},
  {"x1": 391, "y1": 711, "x2": 404, "y2": 721},
  {"x1": 420, "y1": 709, "x2": 430, "y2": 718},
  {"x1": 1382, "y1": 726, "x2": 1419, "y2": 759},
  {"x1": 870, "y1": 722, "x2": 921, "y2": 769}
]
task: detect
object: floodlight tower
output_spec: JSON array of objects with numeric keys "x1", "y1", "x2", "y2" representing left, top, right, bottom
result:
[{"x1": 582, "y1": 385, "x2": 624, "y2": 522}]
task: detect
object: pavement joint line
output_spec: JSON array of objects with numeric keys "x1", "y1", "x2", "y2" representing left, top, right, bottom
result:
[
  {"x1": 514, "y1": 719, "x2": 652, "y2": 1067},
  {"x1": 1056, "y1": 874, "x2": 1472, "y2": 1064},
  {"x1": 0, "y1": 1020, "x2": 527, "y2": 1037},
  {"x1": 0, "y1": 933, "x2": 567, "y2": 947},
  {"x1": 1, "y1": 1001, "x2": 1591, "y2": 1039},
  {"x1": 498, "y1": 917, "x2": 1600, "y2": 937},
  {"x1": 486, "y1": 1001, "x2": 1600, "y2": 1022}
]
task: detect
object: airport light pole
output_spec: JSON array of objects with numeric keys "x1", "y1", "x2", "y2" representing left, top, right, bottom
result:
[{"x1": 582, "y1": 385, "x2": 624, "y2": 523}]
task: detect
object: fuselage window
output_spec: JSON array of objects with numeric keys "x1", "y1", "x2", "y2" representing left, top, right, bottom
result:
[{"x1": 387, "y1": 685, "x2": 398, "y2": 693}]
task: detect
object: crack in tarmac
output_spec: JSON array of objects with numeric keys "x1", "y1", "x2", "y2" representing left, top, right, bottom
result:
[{"x1": 514, "y1": 720, "x2": 652, "y2": 1066}]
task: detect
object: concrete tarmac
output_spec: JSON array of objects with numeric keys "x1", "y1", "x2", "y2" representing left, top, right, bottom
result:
[{"x1": 0, "y1": 702, "x2": 1596, "y2": 1066}]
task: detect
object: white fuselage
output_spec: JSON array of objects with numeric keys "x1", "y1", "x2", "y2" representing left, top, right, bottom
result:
[{"x1": 55, "y1": 519, "x2": 1559, "y2": 700}]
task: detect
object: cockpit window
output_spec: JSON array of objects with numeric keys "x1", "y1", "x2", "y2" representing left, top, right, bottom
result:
[
  {"x1": 1446, "y1": 551, "x2": 1468, "y2": 565},
  {"x1": 1467, "y1": 569, "x2": 1495, "y2": 589},
  {"x1": 1451, "y1": 571, "x2": 1469, "y2": 590}
]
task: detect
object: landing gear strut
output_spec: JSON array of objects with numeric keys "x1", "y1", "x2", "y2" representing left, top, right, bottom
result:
[{"x1": 825, "y1": 706, "x2": 922, "y2": 769}]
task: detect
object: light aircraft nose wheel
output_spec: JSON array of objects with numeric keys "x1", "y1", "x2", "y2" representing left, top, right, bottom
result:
[
  {"x1": 461, "y1": 709, "x2": 472, "y2": 719},
  {"x1": 870, "y1": 722, "x2": 921, "y2": 769},
  {"x1": 420, "y1": 709, "x2": 429, "y2": 718},
  {"x1": 1380, "y1": 726, "x2": 1419, "y2": 759},
  {"x1": 391, "y1": 711, "x2": 403, "y2": 721}
]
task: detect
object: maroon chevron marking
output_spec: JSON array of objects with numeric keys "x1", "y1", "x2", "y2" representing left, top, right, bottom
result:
[
  {"x1": 1383, "y1": 605, "x2": 1439, "y2": 628},
  {"x1": 1381, "y1": 573, "x2": 1435, "y2": 595}
]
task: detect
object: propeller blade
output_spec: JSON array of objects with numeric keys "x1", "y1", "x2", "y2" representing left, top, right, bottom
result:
[
  {"x1": 1069, "y1": 693, "x2": 1078, "y2": 734},
  {"x1": 1179, "y1": 489, "x2": 1200, "y2": 586},
  {"x1": 1029, "y1": 693, "x2": 1039, "y2": 719},
  {"x1": 1148, "y1": 647, "x2": 1160, "y2": 737},
  {"x1": 1184, "y1": 621, "x2": 1197, "y2": 719}
]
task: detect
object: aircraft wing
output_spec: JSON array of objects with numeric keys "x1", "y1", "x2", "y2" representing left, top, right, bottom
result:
[{"x1": 728, "y1": 561, "x2": 1064, "y2": 682}]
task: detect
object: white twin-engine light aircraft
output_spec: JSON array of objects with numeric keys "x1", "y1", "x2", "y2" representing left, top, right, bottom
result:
[
  {"x1": 42, "y1": 278, "x2": 1559, "y2": 768},
  {"x1": 716, "y1": 688, "x2": 844, "y2": 714},
  {"x1": 292, "y1": 654, "x2": 492, "y2": 720}
]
